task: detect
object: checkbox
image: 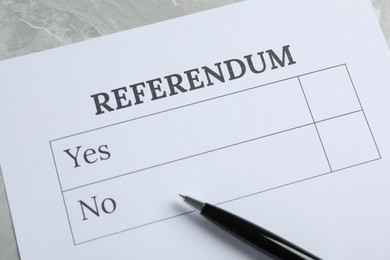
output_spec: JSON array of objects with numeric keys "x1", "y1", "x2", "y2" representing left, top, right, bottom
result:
[
  {"x1": 299, "y1": 66, "x2": 361, "y2": 122},
  {"x1": 316, "y1": 112, "x2": 380, "y2": 171}
]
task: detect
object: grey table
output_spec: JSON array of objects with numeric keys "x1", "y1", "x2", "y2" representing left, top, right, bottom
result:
[{"x1": 0, "y1": 1, "x2": 389, "y2": 259}]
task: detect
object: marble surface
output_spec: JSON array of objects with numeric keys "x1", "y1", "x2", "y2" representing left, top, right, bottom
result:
[
  {"x1": 0, "y1": 1, "x2": 389, "y2": 259},
  {"x1": 0, "y1": 0, "x2": 241, "y2": 60}
]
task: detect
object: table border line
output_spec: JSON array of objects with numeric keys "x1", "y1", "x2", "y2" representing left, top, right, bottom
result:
[{"x1": 48, "y1": 63, "x2": 382, "y2": 245}]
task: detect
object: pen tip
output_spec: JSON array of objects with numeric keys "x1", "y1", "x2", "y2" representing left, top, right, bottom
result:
[{"x1": 178, "y1": 195, "x2": 205, "y2": 212}]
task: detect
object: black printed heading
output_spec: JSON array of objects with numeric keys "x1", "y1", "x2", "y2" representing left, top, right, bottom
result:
[{"x1": 91, "y1": 45, "x2": 296, "y2": 115}]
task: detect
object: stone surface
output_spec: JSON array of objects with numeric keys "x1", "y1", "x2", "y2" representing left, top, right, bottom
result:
[
  {"x1": 0, "y1": 1, "x2": 388, "y2": 259},
  {"x1": 373, "y1": 0, "x2": 390, "y2": 44},
  {"x1": 0, "y1": 0, "x2": 241, "y2": 60}
]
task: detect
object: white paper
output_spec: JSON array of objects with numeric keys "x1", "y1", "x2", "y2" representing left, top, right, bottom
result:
[{"x1": 1, "y1": 0, "x2": 390, "y2": 259}]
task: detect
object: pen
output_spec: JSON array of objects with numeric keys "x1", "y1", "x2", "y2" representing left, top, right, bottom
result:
[{"x1": 179, "y1": 195, "x2": 321, "y2": 260}]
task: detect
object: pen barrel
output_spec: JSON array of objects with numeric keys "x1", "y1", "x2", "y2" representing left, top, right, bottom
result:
[{"x1": 201, "y1": 203, "x2": 321, "y2": 260}]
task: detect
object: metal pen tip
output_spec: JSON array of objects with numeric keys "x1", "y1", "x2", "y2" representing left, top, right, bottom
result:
[{"x1": 178, "y1": 194, "x2": 205, "y2": 212}]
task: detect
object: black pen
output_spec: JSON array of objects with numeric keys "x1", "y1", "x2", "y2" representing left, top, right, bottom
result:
[{"x1": 179, "y1": 195, "x2": 321, "y2": 260}]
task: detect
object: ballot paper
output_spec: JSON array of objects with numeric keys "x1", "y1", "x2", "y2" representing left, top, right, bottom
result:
[{"x1": 1, "y1": 0, "x2": 390, "y2": 259}]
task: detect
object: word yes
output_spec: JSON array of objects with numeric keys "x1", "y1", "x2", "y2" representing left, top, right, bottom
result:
[{"x1": 64, "y1": 144, "x2": 111, "y2": 168}]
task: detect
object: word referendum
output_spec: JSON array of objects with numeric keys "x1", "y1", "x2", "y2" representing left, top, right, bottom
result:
[{"x1": 91, "y1": 45, "x2": 296, "y2": 115}]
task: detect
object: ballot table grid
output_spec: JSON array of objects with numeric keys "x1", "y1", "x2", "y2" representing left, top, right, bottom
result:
[{"x1": 49, "y1": 64, "x2": 381, "y2": 245}]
